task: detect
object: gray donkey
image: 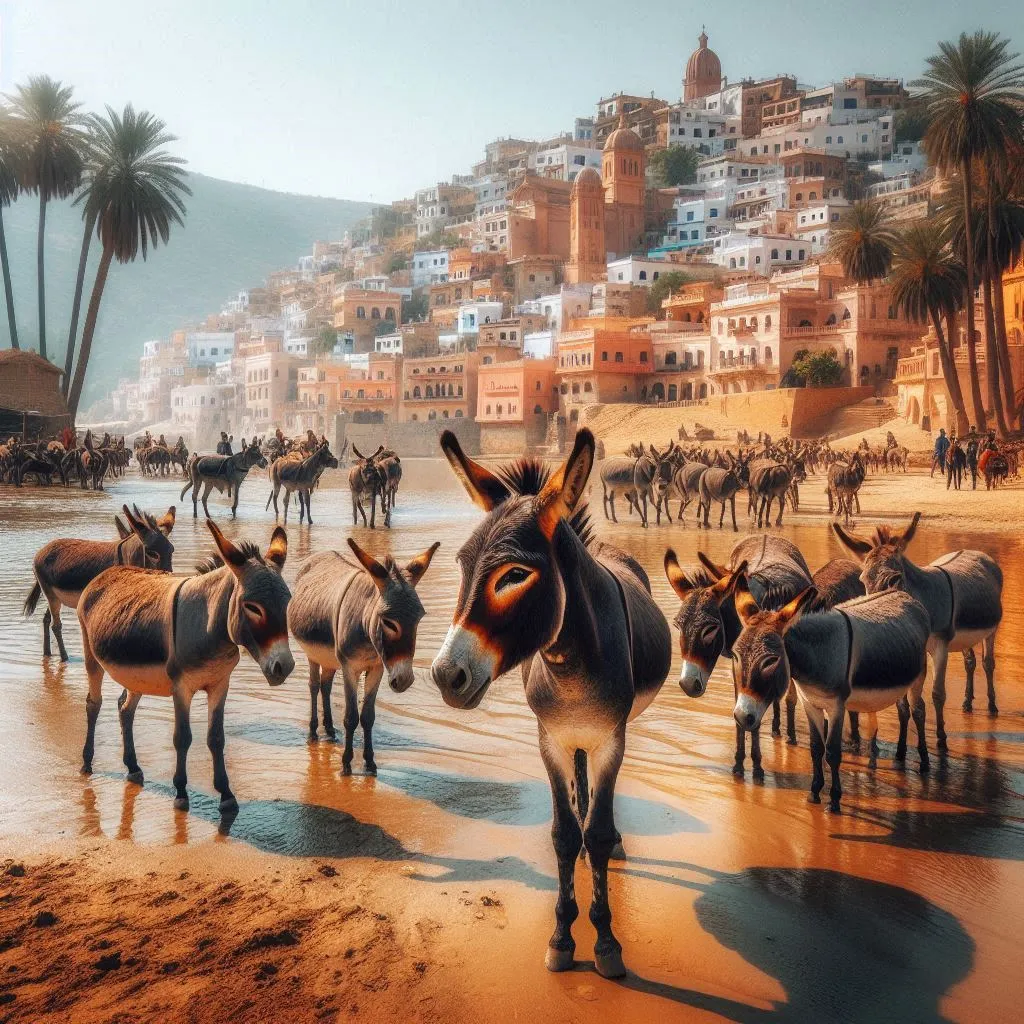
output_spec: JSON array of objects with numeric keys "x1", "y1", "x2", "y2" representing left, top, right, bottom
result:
[
  {"x1": 731, "y1": 585, "x2": 931, "y2": 813},
  {"x1": 265, "y1": 440, "x2": 339, "y2": 524},
  {"x1": 349, "y1": 444, "x2": 385, "y2": 528},
  {"x1": 598, "y1": 445, "x2": 666, "y2": 527},
  {"x1": 25, "y1": 504, "x2": 176, "y2": 661},
  {"x1": 834, "y1": 513, "x2": 1003, "y2": 747},
  {"x1": 747, "y1": 457, "x2": 792, "y2": 528},
  {"x1": 289, "y1": 537, "x2": 439, "y2": 773},
  {"x1": 432, "y1": 428, "x2": 671, "y2": 978},
  {"x1": 75, "y1": 520, "x2": 293, "y2": 813},
  {"x1": 697, "y1": 450, "x2": 752, "y2": 530},
  {"x1": 181, "y1": 437, "x2": 267, "y2": 518}
]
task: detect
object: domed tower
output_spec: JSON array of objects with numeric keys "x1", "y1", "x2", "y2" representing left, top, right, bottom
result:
[
  {"x1": 683, "y1": 29, "x2": 722, "y2": 102},
  {"x1": 567, "y1": 167, "x2": 606, "y2": 285},
  {"x1": 602, "y1": 114, "x2": 645, "y2": 256}
]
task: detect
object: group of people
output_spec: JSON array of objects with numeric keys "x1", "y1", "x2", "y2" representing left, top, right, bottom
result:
[{"x1": 931, "y1": 427, "x2": 998, "y2": 490}]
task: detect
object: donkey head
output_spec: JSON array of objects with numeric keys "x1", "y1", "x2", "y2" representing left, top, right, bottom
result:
[
  {"x1": 664, "y1": 550, "x2": 747, "y2": 696},
  {"x1": 833, "y1": 512, "x2": 920, "y2": 594},
  {"x1": 206, "y1": 520, "x2": 293, "y2": 686},
  {"x1": 347, "y1": 537, "x2": 440, "y2": 692},
  {"x1": 730, "y1": 579, "x2": 818, "y2": 731},
  {"x1": 122, "y1": 504, "x2": 176, "y2": 570},
  {"x1": 315, "y1": 440, "x2": 339, "y2": 470},
  {"x1": 244, "y1": 438, "x2": 268, "y2": 470},
  {"x1": 431, "y1": 428, "x2": 595, "y2": 710}
]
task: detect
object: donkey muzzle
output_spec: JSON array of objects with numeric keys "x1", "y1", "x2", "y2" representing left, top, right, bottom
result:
[
  {"x1": 387, "y1": 657, "x2": 415, "y2": 693},
  {"x1": 431, "y1": 625, "x2": 495, "y2": 710},
  {"x1": 733, "y1": 692, "x2": 767, "y2": 731},
  {"x1": 261, "y1": 640, "x2": 295, "y2": 686},
  {"x1": 679, "y1": 660, "x2": 709, "y2": 697}
]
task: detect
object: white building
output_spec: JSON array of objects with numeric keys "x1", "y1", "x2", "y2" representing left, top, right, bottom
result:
[
  {"x1": 411, "y1": 250, "x2": 450, "y2": 287},
  {"x1": 519, "y1": 284, "x2": 594, "y2": 333},
  {"x1": 663, "y1": 104, "x2": 731, "y2": 156},
  {"x1": 574, "y1": 117, "x2": 595, "y2": 143},
  {"x1": 170, "y1": 382, "x2": 237, "y2": 435},
  {"x1": 606, "y1": 257, "x2": 671, "y2": 286},
  {"x1": 661, "y1": 192, "x2": 731, "y2": 248},
  {"x1": 473, "y1": 174, "x2": 508, "y2": 218},
  {"x1": 793, "y1": 198, "x2": 850, "y2": 251},
  {"x1": 455, "y1": 301, "x2": 503, "y2": 338},
  {"x1": 710, "y1": 232, "x2": 811, "y2": 275},
  {"x1": 746, "y1": 115, "x2": 894, "y2": 161},
  {"x1": 869, "y1": 141, "x2": 927, "y2": 179},
  {"x1": 530, "y1": 143, "x2": 601, "y2": 182},
  {"x1": 374, "y1": 332, "x2": 404, "y2": 355},
  {"x1": 523, "y1": 330, "x2": 554, "y2": 359},
  {"x1": 186, "y1": 331, "x2": 235, "y2": 368}
]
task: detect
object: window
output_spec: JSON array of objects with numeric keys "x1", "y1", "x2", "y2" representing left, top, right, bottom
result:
[
  {"x1": 639, "y1": 351, "x2": 648, "y2": 363},
  {"x1": 691, "y1": 230, "x2": 699, "y2": 240},
  {"x1": 837, "y1": 135, "x2": 844, "y2": 144},
  {"x1": 614, "y1": 352, "x2": 623, "y2": 363},
  {"x1": 665, "y1": 351, "x2": 677, "y2": 366},
  {"x1": 371, "y1": 307, "x2": 381, "y2": 319},
  {"x1": 771, "y1": 249, "x2": 779, "y2": 260},
  {"x1": 601, "y1": 351, "x2": 608, "y2": 361},
  {"x1": 357, "y1": 306, "x2": 366, "y2": 318},
  {"x1": 686, "y1": 211, "x2": 694, "y2": 222},
  {"x1": 798, "y1": 249, "x2": 805, "y2": 260}
]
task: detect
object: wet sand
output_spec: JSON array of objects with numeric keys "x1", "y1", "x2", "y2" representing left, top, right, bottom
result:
[{"x1": 1, "y1": 461, "x2": 1022, "y2": 1023}]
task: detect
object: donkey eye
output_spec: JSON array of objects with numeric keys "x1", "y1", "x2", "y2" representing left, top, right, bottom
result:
[
  {"x1": 760, "y1": 656, "x2": 781, "y2": 676},
  {"x1": 495, "y1": 566, "x2": 532, "y2": 592},
  {"x1": 244, "y1": 602, "x2": 265, "y2": 622},
  {"x1": 381, "y1": 617, "x2": 400, "y2": 637},
  {"x1": 701, "y1": 624, "x2": 719, "y2": 644}
]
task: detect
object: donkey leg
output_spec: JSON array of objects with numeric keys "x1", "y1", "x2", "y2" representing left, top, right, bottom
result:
[
  {"x1": 307, "y1": 661, "x2": 322, "y2": 739},
  {"x1": 583, "y1": 725, "x2": 627, "y2": 979},
  {"x1": 206, "y1": 679, "x2": 237, "y2": 814},
  {"x1": 171, "y1": 687, "x2": 194, "y2": 810},
  {"x1": 321, "y1": 669, "x2": 337, "y2": 739},
  {"x1": 894, "y1": 696, "x2": 909, "y2": 765},
  {"x1": 360, "y1": 664, "x2": 384, "y2": 774},
  {"x1": 47, "y1": 592, "x2": 70, "y2": 662},
  {"x1": 847, "y1": 710, "x2": 861, "y2": 750},
  {"x1": 775, "y1": 493, "x2": 785, "y2": 527},
  {"x1": 803, "y1": 701, "x2": 826, "y2": 804},
  {"x1": 609, "y1": 493, "x2": 618, "y2": 523},
  {"x1": 118, "y1": 689, "x2": 145, "y2": 784},
  {"x1": 538, "y1": 726, "x2": 581, "y2": 973},
  {"x1": 785, "y1": 681, "x2": 798, "y2": 745},
  {"x1": 42, "y1": 607, "x2": 52, "y2": 658},
  {"x1": 733, "y1": 720, "x2": 747, "y2": 777},
  {"x1": 341, "y1": 665, "x2": 359, "y2": 775},
  {"x1": 304, "y1": 489, "x2": 314, "y2": 525},
  {"x1": 910, "y1": 673, "x2": 930, "y2": 773},
  {"x1": 201, "y1": 483, "x2": 213, "y2": 519},
  {"x1": 866, "y1": 712, "x2": 880, "y2": 770},
  {"x1": 730, "y1": 494, "x2": 738, "y2": 532},
  {"x1": 824, "y1": 700, "x2": 846, "y2": 813},
  {"x1": 771, "y1": 696, "x2": 781, "y2": 737},
  {"x1": 982, "y1": 633, "x2": 998, "y2": 715},
  {"x1": 962, "y1": 647, "x2": 976, "y2": 712},
  {"x1": 930, "y1": 640, "x2": 949, "y2": 751},
  {"x1": 282, "y1": 489, "x2": 291, "y2": 525},
  {"x1": 601, "y1": 486, "x2": 610, "y2": 521},
  {"x1": 750, "y1": 725, "x2": 765, "y2": 782},
  {"x1": 231, "y1": 482, "x2": 240, "y2": 518},
  {"x1": 81, "y1": 635, "x2": 104, "y2": 775}
]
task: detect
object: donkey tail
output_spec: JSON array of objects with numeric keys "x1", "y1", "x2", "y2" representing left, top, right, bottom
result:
[
  {"x1": 24, "y1": 581, "x2": 42, "y2": 617},
  {"x1": 180, "y1": 477, "x2": 193, "y2": 500}
]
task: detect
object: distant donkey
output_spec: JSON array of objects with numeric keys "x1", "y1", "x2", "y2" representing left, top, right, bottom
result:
[
  {"x1": 265, "y1": 439, "x2": 339, "y2": 524},
  {"x1": 181, "y1": 437, "x2": 267, "y2": 518}
]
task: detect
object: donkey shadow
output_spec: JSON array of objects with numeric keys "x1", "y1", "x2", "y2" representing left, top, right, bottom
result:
[{"x1": 611, "y1": 862, "x2": 974, "y2": 1023}]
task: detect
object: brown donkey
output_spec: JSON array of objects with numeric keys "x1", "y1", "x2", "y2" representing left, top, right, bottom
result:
[
  {"x1": 25, "y1": 505, "x2": 176, "y2": 661},
  {"x1": 430, "y1": 428, "x2": 671, "y2": 979},
  {"x1": 289, "y1": 537, "x2": 439, "y2": 773},
  {"x1": 76, "y1": 521, "x2": 294, "y2": 814}
]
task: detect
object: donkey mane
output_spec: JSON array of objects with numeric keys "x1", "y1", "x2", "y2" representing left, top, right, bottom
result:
[
  {"x1": 195, "y1": 540, "x2": 265, "y2": 575},
  {"x1": 495, "y1": 456, "x2": 595, "y2": 545}
]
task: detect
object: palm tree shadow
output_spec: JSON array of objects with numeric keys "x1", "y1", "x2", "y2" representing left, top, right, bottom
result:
[{"x1": 607, "y1": 863, "x2": 973, "y2": 1022}]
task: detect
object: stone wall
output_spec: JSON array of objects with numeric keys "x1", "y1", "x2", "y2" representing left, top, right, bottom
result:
[
  {"x1": 716, "y1": 385, "x2": 874, "y2": 438},
  {"x1": 478, "y1": 416, "x2": 548, "y2": 456},
  {"x1": 337, "y1": 415, "x2": 481, "y2": 457}
]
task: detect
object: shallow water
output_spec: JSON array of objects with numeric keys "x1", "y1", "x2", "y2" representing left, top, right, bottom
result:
[{"x1": 1, "y1": 461, "x2": 1022, "y2": 1020}]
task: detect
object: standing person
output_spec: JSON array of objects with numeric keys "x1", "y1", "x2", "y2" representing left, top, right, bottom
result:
[
  {"x1": 216, "y1": 431, "x2": 229, "y2": 456},
  {"x1": 946, "y1": 436, "x2": 965, "y2": 490},
  {"x1": 965, "y1": 427, "x2": 979, "y2": 490},
  {"x1": 931, "y1": 428, "x2": 950, "y2": 478}
]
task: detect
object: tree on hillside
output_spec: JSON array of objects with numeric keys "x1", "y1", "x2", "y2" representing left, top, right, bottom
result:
[
  {"x1": 0, "y1": 108, "x2": 26, "y2": 350},
  {"x1": 6, "y1": 76, "x2": 86, "y2": 361},
  {"x1": 402, "y1": 292, "x2": 428, "y2": 322},
  {"x1": 790, "y1": 348, "x2": 844, "y2": 387},
  {"x1": 67, "y1": 105, "x2": 190, "y2": 418},
  {"x1": 387, "y1": 252, "x2": 407, "y2": 273},
  {"x1": 648, "y1": 146, "x2": 699, "y2": 188},
  {"x1": 646, "y1": 270, "x2": 689, "y2": 315},
  {"x1": 893, "y1": 100, "x2": 930, "y2": 144},
  {"x1": 375, "y1": 318, "x2": 396, "y2": 337},
  {"x1": 826, "y1": 200, "x2": 897, "y2": 284},
  {"x1": 888, "y1": 221, "x2": 969, "y2": 434},
  {"x1": 418, "y1": 226, "x2": 461, "y2": 250},
  {"x1": 845, "y1": 158, "x2": 885, "y2": 201},
  {"x1": 313, "y1": 325, "x2": 338, "y2": 355},
  {"x1": 916, "y1": 30, "x2": 1024, "y2": 433}
]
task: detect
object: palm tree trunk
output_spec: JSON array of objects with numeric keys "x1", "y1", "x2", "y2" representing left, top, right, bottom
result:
[
  {"x1": 981, "y1": 264, "x2": 1010, "y2": 436},
  {"x1": 961, "y1": 161, "x2": 986, "y2": 430},
  {"x1": 37, "y1": 192, "x2": 47, "y2": 361},
  {"x1": 63, "y1": 211, "x2": 96, "y2": 397},
  {"x1": 931, "y1": 308, "x2": 969, "y2": 434},
  {"x1": 67, "y1": 245, "x2": 113, "y2": 421},
  {"x1": 992, "y1": 258, "x2": 1017, "y2": 417},
  {"x1": 0, "y1": 209, "x2": 19, "y2": 350}
]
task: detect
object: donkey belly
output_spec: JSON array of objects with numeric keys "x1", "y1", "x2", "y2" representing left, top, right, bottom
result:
[
  {"x1": 847, "y1": 683, "x2": 915, "y2": 714},
  {"x1": 297, "y1": 639, "x2": 341, "y2": 671},
  {"x1": 947, "y1": 627, "x2": 998, "y2": 653},
  {"x1": 53, "y1": 588, "x2": 82, "y2": 609},
  {"x1": 100, "y1": 661, "x2": 174, "y2": 697}
]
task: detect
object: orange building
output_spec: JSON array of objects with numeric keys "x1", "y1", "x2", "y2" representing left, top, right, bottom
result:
[
  {"x1": 339, "y1": 355, "x2": 402, "y2": 422},
  {"x1": 332, "y1": 286, "x2": 403, "y2": 352},
  {"x1": 683, "y1": 30, "x2": 722, "y2": 102},
  {"x1": 399, "y1": 352, "x2": 479, "y2": 423},
  {"x1": 566, "y1": 167, "x2": 606, "y2": 284},
  {"x1": 476, "y1": 357, "x2": 558, "y2": 453},
  {"x1": 663, "y1": 281, "x2": 723, "y2": 324},
  {"x1": 601, "y1": 118, "x2": 646, "y2": 257}
]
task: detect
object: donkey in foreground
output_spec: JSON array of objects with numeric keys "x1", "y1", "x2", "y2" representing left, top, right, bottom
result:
[
  {"x1": 25, "y1": 505, "x2": 176, "y2": 661},
  {"x1": 181, "y1": 437, "x2": 267, "y2": 518},
  {"x1": 76, "y1": 521, "x2": 293, "y2": 813},
  {"x1": 349, "y1": 444, "x2": 385, "y2": 528},
  {"x1": 834, "y1": 513, "x2": 1003, "y2": 745},
  {"x1": 431, "y1": 428, "x2": 671, "y2": 978},
  {"x1": 731, "y1": 585, "x2": 931, "y2": 813},
  {"x1": 289, "y1": 537, "x2": 439, "y2": 773},
  {"x1": 265, "y1": 439, "x2": 339, "y2": 524}
]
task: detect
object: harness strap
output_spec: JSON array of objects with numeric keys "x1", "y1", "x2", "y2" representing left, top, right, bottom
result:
[
  {"x1": 936, "y1": 564, "x2": 957, "y2": 642},
  {"x1": 606, "y1": 568, "x2": 635, "y2": 690},
  {"x1": 169, "y1": 577, "x2": 187, "y2": 654},
  {"x1": 837, "y1": 607, "x2": 855, "y2": 692}
]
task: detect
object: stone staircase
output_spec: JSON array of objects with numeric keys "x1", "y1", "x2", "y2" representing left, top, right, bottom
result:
[{"x1": 811, "y1": 397, "x2": 897, "y2": 439}]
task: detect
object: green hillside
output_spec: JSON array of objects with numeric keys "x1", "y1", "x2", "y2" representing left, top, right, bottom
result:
[{"x1": 0, "y1": 173, "x2": 372, "y2": 402}]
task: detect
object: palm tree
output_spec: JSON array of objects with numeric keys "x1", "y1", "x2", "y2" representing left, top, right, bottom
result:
[
  {"x1": 64, "y1": 133, "x2": 99, "y2": 396},
  {"x1": 67, "y1": 105, "x2": 190, "y2": 419},
  {"x1": 916, "y1": 31, "x2": 1024, "y2": 433},
  {"x1": 825, "y1": 200, "x2": 897, "y2": 283},
  {"x1": 888, "y1": 222, "x2": 970, "y2": 435},
  {"x1": 5, "y1": 76, "x2": 86, "y2": 361},
  {"x1": 0, "y1": 108, "x2": 26, "y2": 350}
]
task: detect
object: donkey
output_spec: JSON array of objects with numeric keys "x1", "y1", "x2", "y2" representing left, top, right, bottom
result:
[
  {"x1": 75, "y1": 521, "x2": 293, "y2": 813},
  {"x1": 181, "y1": 437, "x2": 267, "y2": 518},
  {"x1": 826, "y1": 452, "x2": 866, "y2": 526},
  {"x1": 834, "y1": 513, "x2": 1003, "y2": 746},
  {"x1": 265, "y1": 440, "x2": 339, "y2": 524},
  {"x1": 748, "y1": 458, "x2": 792, "y2": 529},
  {"x1": 697, "y1": 450, "x2": 752, "y2": 530},
  {"x1": 289, "y1": 537, "x2": 439, "y2": 773},
  {"x1": 598, "y1": 456, "x2": 641, "y2": 524},
  {"x1": 349, "y1": 444, "x2": 385, "y2": 528},
  {"x1": 431, "y1": 428, "x2": 671, "y2": 979},
  {"x1": 731, "y1": 585, "x2": 931, "y2": 813},
  {"x1": 377, "y1": 450, "x2": 402, "y2": 518},
  {"x1": 664, "y1": 535, "x2": 813, "y2": 776},
  {"x1": 25, "y1": 505, "x2": 176, "y2": 661}
]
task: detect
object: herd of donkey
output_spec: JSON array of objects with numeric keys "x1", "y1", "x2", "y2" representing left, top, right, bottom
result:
[{"x1": 10, "y1": 419, "x2": 1007, "y2": 979}]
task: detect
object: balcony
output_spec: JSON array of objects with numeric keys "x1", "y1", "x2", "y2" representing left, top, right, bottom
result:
[
  {"x1": 896, "y1": 356, "x2": 926, "y2": 380},
  {"x1": 782, "y1": 322, "x2": 843, "y2": 337}
]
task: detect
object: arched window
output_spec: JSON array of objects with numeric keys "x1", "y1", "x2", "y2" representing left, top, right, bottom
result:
[
  {"x1": 765, "y1": 315, "x2": 772, "y2": 329},
  {"x1": 809, "y1": 191, "x2": 817, "y2": 200},
  {"x1": 665, "y1": 351, "x2": 677, "y2": 366},
  {"x1": 356, "y1": 306, "x2": 366, "y2": 318},
  {"x1": 639, "y1": 270, "x2": 647, "y2": 281},
  {"x1": 385, "y1": 307, "x2": 395, "y2": 320},
  {"x1": 799, "y1": 319, "x2": 813, "y2": 328},
  {"x1": 455, "y1": 409, "x2": 463, "y2": 417},
  {"x1": 428, "y1": 410, "x2": 437, "y2": 420},
  {"x1": 583, "y1": 381, "x2": 593, "y2": 392},
  {"x1": 764, "y1": 347, "x2": 773, "y2": 365},
  {"x1": 560, "y1": 382, "x2": 568, "y2": 394},
  {"x1": 826, "y1": 313, "x2": 837, "y2": 325},
  {"x1": 426, "y1": 385, "x2": 434, "y2": 398},
  {"x1": 770, "y1": 249, "x2": 779, "y2": 260},
  {"x1": 571, "y1": 383, "x2": 580, "y2": 395},
  {"x1": 795, "y1": 192, "x2": 803, "y2": 201},
  {"x1": 442, "y1": 410, "x2": 450, "y2": 419},
  {"x1": 534, "y1": 404, "x2": 542, "y2": 414},
  {"x1": 413, "y1": 385, "x2": 421, "y2": 398},
  {"x1": 483, "y1": 355, "x2": 493, "y2": 365},
  {"x1": 842, "y1": 308, "x2": 851, "y2": 321},
  {"x1": 371, "y1": 308, "x2": 381, "y2": 319}
]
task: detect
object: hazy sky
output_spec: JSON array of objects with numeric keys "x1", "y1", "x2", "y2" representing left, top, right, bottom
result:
[{"x1": 4, "y1": 1, "x2": 1023, "y2": 203}]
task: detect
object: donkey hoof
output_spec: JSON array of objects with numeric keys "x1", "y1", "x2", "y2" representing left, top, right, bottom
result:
[
  {"x1": 732, "y1": 763, "x2": 745, "y2": 778},
  {"x1": 324, "y1": 727, "x2": 337, "y2": 740},
  {"x1": 752, "y1": 766, "x2": 765, "y2": 783},
  {"x1": 786, "y1": 735, "x2": 797, "y2": 746},
  {"x1": 341, "y1": 763, "x2": 353, "y2": 776},
  {"x1": 126, "y1": 770, "x2": 144, "y2": 786},
  {"x1": 988, "y1": 704, "x2": 999, "y2": 716},
  {"x1": 961, "y1": 701, "x2": 973, "y2": 713},
  {"x1": 807, "y1": 792, "x2": 821, "y2": 805},
  {"x1": 826, "y1": 801, "x2": 842, "y2": 815},
  {"x1": 918, "y1": 758, "x2": 930, "y2": 775},
  {"x1": 173, "y1": 795, "x2": 189, "y2": 811},
  {"x1": 365, "y1": 762, "x2": 378, "y2": 776},
  {"x1": 219, "y1": 796, "x2": 239, "y2": 816},
  {"x1": 609, "y1": 841, "x2": 626, "y2": 861},
  {"x1": 770, "y1": 724, "x2": 781, "y2": 738},
  {"x1": 545, "y1": 946, "x2": 575, "y2": 973},
  {"x1": 594, "y1": 948, "x2": 626, "y2": 980}
]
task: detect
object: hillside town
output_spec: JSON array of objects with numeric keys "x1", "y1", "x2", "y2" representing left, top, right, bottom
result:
[{"x1": 83, "y1": 31, "x2": 1024, "y2": 454}]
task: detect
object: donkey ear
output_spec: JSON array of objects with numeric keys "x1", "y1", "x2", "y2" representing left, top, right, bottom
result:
[
  {"x1": 538, "y1": 428, "x2": 595, "y2": 538},
  {"x1": 121, "y1": 504, "x2": 145, "y2": 540},
  {"x1": 347, "y1": 538, "x2": 389, "y2": 594},
  {"x1": 832, "y1": 522, "x2": 872, "y2": 559},
  {"x1": 352, "y1": 444, "x2": 365, "y2": 461},
  {"x1": 734, "y1": 574, "x2": 761, "y2": 624},
  {"x1": 777, "y1": 586, "x2": 818, "y2": 633},
  {"x1": 266, "y1": 527, "x2": 288, "y2": 570},
  {"x1": 158, "y1": 506, "x2": 176, "y2": 535},
  {"x1": 697, "y1": 550, "x2": 727, "y2": 580},
  {"x1": 440, "y1": 430, "x2": 510, "y2": 511},
  {"x1": 713, "y1": 559, "x2": 748, "y2": 606},
  {"x1": 405, "y1": 541, "x2": 440, "y2": 587},
  {"x1": 900, "y1": 511, "x2": 921, "y2": 550},
  {"x1": 664, "y1": 548, "x2": 695, "y2": 600},
  {"x1": 206, "y1": 519, "x2": 248, "y2": 575},
  {"x1": 114, "y1": 516, "x2": 131, "y2": 540}
]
